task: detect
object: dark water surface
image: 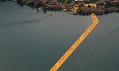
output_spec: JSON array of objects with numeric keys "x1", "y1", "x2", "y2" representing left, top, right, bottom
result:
[{"x1": 0, "y1": 1, "x2": 119, "y2": 71}]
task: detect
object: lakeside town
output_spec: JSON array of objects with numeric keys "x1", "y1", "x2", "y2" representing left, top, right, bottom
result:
[{"x1": 1, "y1": 0, "x2": 119, "y2": 15}]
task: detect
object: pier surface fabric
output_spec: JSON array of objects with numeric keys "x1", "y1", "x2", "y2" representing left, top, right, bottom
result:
[{"x1": 50, "y1": 14, "x2": 99, "y2": 71}]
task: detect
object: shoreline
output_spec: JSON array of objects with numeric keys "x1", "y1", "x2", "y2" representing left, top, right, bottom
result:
[{"x1": 1, "y1": 0, "x2": 119, "y2": 15}]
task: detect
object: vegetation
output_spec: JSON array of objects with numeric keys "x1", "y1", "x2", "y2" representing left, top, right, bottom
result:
[{"x1": 1, "y1": 0, "x2": 119, "y2": 15}]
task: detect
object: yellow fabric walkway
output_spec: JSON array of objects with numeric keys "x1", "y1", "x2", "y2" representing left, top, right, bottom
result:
[{"x1": 50, "y1": 13, "x2": 99, "y2": 71}]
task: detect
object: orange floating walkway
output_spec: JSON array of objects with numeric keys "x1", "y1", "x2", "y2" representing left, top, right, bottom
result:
[{"x1": 50, "y1": 13, "x2": 99, "y2": 71}]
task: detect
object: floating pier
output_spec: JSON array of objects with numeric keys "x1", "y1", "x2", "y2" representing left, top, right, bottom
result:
[{"x1": 50, "y1": 13, "x2": 99, "y2": 71}]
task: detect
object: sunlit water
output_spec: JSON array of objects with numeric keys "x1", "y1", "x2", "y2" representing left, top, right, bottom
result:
[{"x1": 0, "y1": 1, "x2": 119, "y2": 71}]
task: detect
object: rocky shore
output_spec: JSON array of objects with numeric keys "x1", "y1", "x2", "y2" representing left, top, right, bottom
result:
[{"x1": 1, "y1": 0, "x2": 119, "y2": 15}]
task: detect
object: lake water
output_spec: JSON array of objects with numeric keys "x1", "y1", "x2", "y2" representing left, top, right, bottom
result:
[{"x1": 0, "y1": 1, "x2": 119, "y2": 71}]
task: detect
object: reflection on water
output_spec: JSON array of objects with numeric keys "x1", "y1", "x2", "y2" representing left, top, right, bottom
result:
[{"x1": 0, "y1": 1, "x2": 119, "y2": 71}]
